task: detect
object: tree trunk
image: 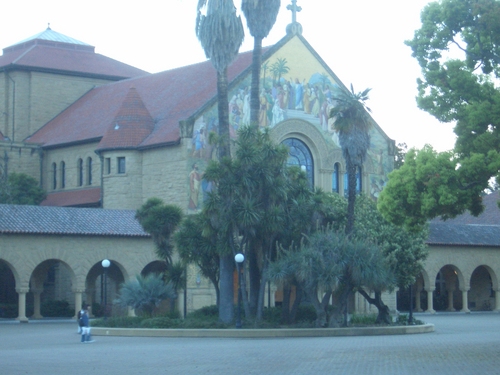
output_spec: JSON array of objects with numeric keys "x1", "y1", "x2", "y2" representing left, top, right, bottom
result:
[
  {"x1": 248, "y1": 242, "x2": 261, "y2": 316},
  {"x1": 289, "y1": 283, "x2": 302, "y2": 324},
  {"x1": 249, "y1": 37, "x2": 263, "y2": 127},
  {"x1": 217, "y1": 68, "x2": 231, "y2": 159},
  {"x1": 357, "y1": 289, "x2": 391, "y2": 324},
  {"x1": 281, "y1": 283, "x2": 291, "y2": 324},
  {"x1": 218, "y1": 254, "x2": 234, "y2": 324},
  {"x1": 346, "y1": 159, "x2": 357, "y2": 235}
]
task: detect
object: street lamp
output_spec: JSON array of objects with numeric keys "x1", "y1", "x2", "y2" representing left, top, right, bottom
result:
[
  {"x1": 234, "y1": 253, "x2": 244, "y2": 329},
  {"x1": 101, "y1": 259, "x2": 111, "y2": 320}
]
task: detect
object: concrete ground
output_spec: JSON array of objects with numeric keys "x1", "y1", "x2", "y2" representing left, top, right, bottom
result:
[{"x1": 1, "y1": 312, "x2": 499, "y2": 375}]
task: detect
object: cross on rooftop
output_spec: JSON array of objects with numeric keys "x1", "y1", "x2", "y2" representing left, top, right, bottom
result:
[{"x1": 287, "y1": 0, "x2": 302, "y2": 24}]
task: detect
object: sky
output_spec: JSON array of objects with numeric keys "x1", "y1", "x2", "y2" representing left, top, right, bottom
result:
[{"x1": 0, "y1": 0, "x2": 456, "y2": 152}]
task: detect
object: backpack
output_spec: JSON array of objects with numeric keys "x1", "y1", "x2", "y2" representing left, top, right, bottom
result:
[{"x1": 78, "y1": 311, "x2": 85, "y2": 327}]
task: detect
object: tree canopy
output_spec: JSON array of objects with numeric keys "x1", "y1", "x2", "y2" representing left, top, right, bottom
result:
[
  {"x1": 396, "y1": 0, "x2": 500, "y2": 223},
  {"x1": 0, "y1": 173, "x2": 46, "y2": 205}
]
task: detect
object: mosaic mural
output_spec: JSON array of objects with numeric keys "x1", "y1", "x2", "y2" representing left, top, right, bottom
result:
[{"x1": 186, "y1": 39, "x2": 394, "y2": 210}]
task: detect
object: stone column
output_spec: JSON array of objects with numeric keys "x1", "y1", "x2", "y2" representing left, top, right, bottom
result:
[
  {"x1": 425, "y1": 287, "x2": 435, "y2": 313},
  {"x1": 446, "y1": 288, "x2": 455, "y2": 312},
  {"x1": 460, "y1": 288, "x2": 470, "y2": 313},
  {"x1": 73, "y1": 289, "x2": 85, "y2": 319},
  {"x1": 16, "y1": 288, "x2": 30, "y2": 322},
  {"x1": 31, "y1": 288, "x2": 44, "y2": 319},
  {"x1": 494, "y1": 289, "x2": 500, "y2": 312},
  {"x1": 415, "y1": 281, "x2": 422, "y2": 312}
]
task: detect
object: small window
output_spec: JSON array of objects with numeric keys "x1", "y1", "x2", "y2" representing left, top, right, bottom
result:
[
  {"x1": 87, "y1": 157, "x2": 93, "y2": 185},
  {"x1": 60, "y1": 161, "x2": 66, "y2": 189},
  {"x1": 77, "y1": 159, "x2": 83, "y2": 187},
  {"x1": 117, "y1": 157, "x2": 126, "y2": 174},
  {"x1": 105, "y1": 158, "x2": 111, "y2": 175},
  {"x1": 52, "y1": 163, "x2": 57, "y2": 190}
]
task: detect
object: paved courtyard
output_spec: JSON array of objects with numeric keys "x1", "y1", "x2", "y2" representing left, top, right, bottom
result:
[{"x1": 1, "y1": 313, "x2": 499, "y2": 375}]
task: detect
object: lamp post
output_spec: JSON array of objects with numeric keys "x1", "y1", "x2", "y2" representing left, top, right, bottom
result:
[
  {"x1": 234, "y1": 253, "x2": 244, "y2": 329},
  {"x1": 101, "y1": 259, "x2": 110, "y2": 320}
]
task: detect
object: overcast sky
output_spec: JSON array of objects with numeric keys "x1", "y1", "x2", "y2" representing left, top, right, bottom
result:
[{"x1": 0, "y1": 0, "x2": 456, "y2": 152}]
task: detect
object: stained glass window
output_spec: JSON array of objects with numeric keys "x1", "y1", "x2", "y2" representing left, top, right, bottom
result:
[{"x1": 282, "y1": 138, "x2": 314, "y2": 188}]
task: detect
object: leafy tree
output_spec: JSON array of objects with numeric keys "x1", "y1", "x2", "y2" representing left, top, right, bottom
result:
[
  {"x1": 329, "y1": 85, "x2": 372, "y2": 234},
  {"x1": 353, "y1": 195, "x2": 428, "y2": 323},
  {"x1": 241, "y1": 0, "x2": 281, "y2": 126},
  {"x1": 135, "y1": 198, "x2": 183, "y2": 313},
  {"x1": 174, "y1": 213, "x2": 220, "y2": 305},
  {"x1": 404, "y1": 0, "x2": 500, "y2": 215},
  {"x1": 0, "y1": 173, "x2": 46, "y2": 205},
  {"x1": 268, "y1": 228, "x2": 392, "y2": 327},
  {"x1": 378, "y1": 145, "x2": 496, "y2": 232},
  {"x1": 135, "y1": 198, "x2": 183, "y2": 264},
  {"x1": 394, "y1": 142, "x2": 408, "y2": 169},
  {"x1": 114, "y1": 274, "x2": 176, "y2": 317},
  {"x1": 196, "y1": 0, "x2": 244, "y2": 324}
]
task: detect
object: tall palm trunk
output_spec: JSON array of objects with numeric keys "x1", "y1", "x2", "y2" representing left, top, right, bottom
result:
[
  {"x1": 346, "y1": 160, "x2": 357, "y2": 235},
  {"x1": 217, "y1": 68, "x2": 231, "y2": 159},
  {"x1": 249, "y1": 37, "x2": 263, "y2": 127}
]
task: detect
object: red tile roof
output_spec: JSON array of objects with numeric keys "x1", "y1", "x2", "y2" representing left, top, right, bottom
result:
[
  {"x1": 0, "y1": 39, "x2": 148, "y2": 79},
  {"x1": 26, "y1": 48, "x2": 261, "y2": 149},
  {"x1": 40, "y1": 187, "x2": 101, "y2": 207},
  {"x1": 96, "y1": 87, "x2": 156, "y2": 151}
]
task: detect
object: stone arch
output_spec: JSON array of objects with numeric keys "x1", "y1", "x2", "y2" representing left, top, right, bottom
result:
[
  {"x1": 29, "y1": 259, "x2": 76, "y2": 319},
  {"x1": 0, "y1": 259, "x2": 19, "y2": 317},
  {"x1": 433, "y1": 264, "x2": 470, "y2": 312},
  {"x1": 271, "y1": 118, "x2": 331, "y2": 172},
  {"x1": 141, "y1": 261, "x2": 168, "y2": 276},
  {"x1": 469, "y1": 265, "x2": 497, "y2": 311},
  {"x1": 86, "y1": 259, "x2": 126, "y2": 317}
]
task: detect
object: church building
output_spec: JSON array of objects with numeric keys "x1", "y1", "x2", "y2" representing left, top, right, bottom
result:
[{"x1": 1, "y1": 6, "x2": 498, "y2": 321}]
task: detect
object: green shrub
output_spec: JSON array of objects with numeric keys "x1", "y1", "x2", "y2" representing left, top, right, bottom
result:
[
  {"x1": 140, "y1": 317, "x2": 178, "y2": 328},
  {"x1": 295, "y1": 304, "x2": 317, "y2": 323},
  {"x1": 350, "y1": 313, "x2": 378, "y2": 325},
  {"x1": 186, "y1": 305, "x2": 218, "y2": 319},
  {"x1": 92, "y1": 316, "x2": 143, "y2": 328},
  {"x1": 40, "y1": 300, "x2": 73, "y2": 317}
]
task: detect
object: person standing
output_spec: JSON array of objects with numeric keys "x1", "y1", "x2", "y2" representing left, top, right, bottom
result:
[{"x1": 80, "y1": 305, "x2": 94, "y2": 343}]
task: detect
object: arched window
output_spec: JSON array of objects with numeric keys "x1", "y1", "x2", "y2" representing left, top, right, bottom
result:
[
  {"x1": 282, "y1": 138, "x2": 314, "y2": 189},
  {"x1": 87, "y1": 157, "x2": 92, "y2": 185},
  {"x1": 52, "y1": 163, "x2": 57, "y2": 190},
  {"x1": 77, "y1": 158, "x2": 83, "y2": 187},
  {"x1": 332, "y1": 163, "x2": 340, "y2": 193},
  {"x1": 60, "y1": 161, "x2": 66, "y2": 189},
  {"x1": 343, "y1": 166, "x2": 362, "y2": 197}
]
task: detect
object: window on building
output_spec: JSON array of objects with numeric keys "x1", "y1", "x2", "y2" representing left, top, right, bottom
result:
[
  {"x1": 87, "y1": 157, "x2": 92, "y2": 185},
  {"x1": 343, "y1": 166, "x2": 362, "y2": 197},
  {"x1": 117, "y1": 157, "x2": 126, "y2": 174},
  {"x1": 77, "y1": 158, "x2": 83, "y2": 187},
  {"x1": 52, "y1": 163, "x2": 57, "y2": 190},
  {"x1": 60, "y1": 161, "x2": 65, "y2": 189},
  {"x1": 332, "y1": 163, "x2": 340, "y2": 193},
  {"x1": 105, "y1": 158, "x2": 111, "y2": 175},
  {"x1": 282, "y1": 138, "x2": 314, "y2": 189}
]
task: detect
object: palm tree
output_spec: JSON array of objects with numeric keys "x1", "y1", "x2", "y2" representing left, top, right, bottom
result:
[
  {"x1": 241, "y1": 0, "x2": 281, "y2": 127},
  {"x1": 329, "y1": 84, "x2": 372, "y2": 235},
  {"x1": 196, "y1": 0, "x2": 244, "y2": 324},
  {"x1": 196, "y1": 0, "x2": 244, "y2": 158}
]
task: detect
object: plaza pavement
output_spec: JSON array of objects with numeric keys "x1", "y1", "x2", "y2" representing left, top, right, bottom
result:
[{"x1": 1, "y1": 312, "x2": 499, "y2": 375}]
